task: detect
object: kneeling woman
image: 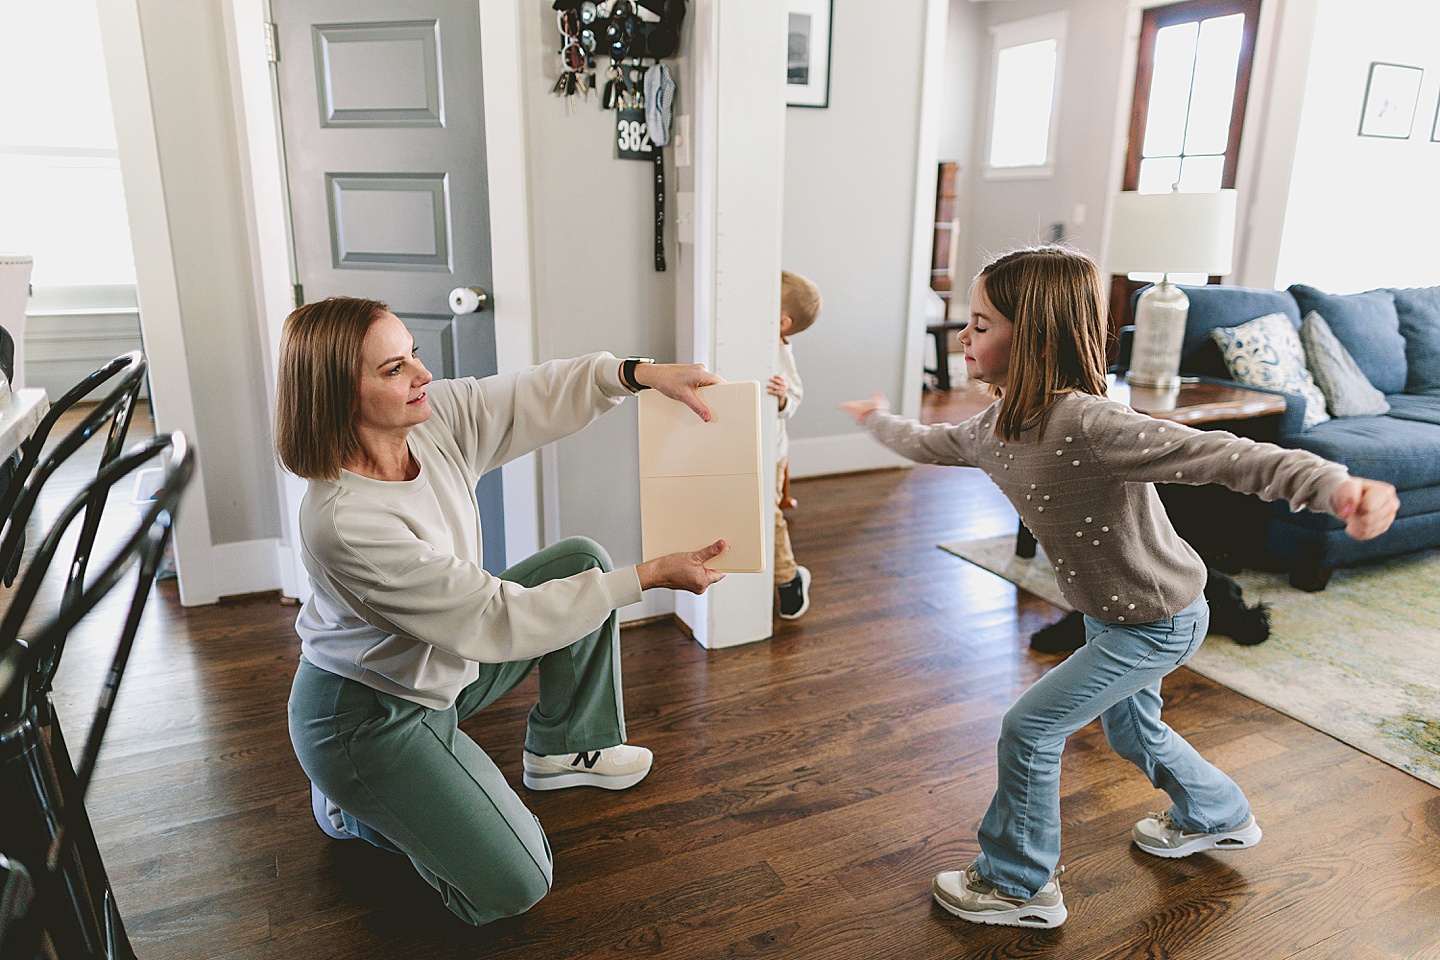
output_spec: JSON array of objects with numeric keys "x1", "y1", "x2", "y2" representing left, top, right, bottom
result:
[{"x1": 274, "y1": 297, "x2": 726, "y2": 925}]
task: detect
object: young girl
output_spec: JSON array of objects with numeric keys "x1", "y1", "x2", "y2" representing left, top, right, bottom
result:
[{"x1": 842, "y1": 246, "x2": 1398, "y2": 928}]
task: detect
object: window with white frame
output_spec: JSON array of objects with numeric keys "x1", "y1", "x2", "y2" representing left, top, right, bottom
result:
[
  {"x1": 985, "y1": 13, "x2": 1067, "y2": 178},
  {"x1": 0, "y1": 0, "x2": 137, "y2": 290}
]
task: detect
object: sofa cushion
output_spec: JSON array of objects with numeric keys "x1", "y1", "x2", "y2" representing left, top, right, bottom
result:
[
  {"x1": 1287, "y1": 285, "x2": 1407, "y2": 394},
  {"x1": 1384, "y1": 392, "x2": 1440, "y2": 427},
  {"x1": 1299, "y1": 311, "x2": 1390, "y2": 417},
  {"x1": 1174, "y1": 285, "x2": 1301, "y2": 374},
  {"x1": 1211, "y1": 313, "x2": 1330, "y2": 429},
  {"x1": 1388, "y1": 286, "x2": 1440, "y2": 393},
  {"x1": 1286, "y1": 414, "x2": 1440, "y2": 491}
]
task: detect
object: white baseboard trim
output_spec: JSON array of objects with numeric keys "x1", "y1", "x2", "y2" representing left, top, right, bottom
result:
[
  {"x1": 619, "y1": 588, "x2": 675, "y2": 625},
  {"x1": 210, "y1": 538, "x2": 283, "y2": 599},
  {"x1": 787, "y1": 433, "x2": 911, "y2": 479}
]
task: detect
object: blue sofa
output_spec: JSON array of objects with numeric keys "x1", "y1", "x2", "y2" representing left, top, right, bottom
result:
[{"x1": 1139, "y1": 282, "x2": 1440, "y2": 590}]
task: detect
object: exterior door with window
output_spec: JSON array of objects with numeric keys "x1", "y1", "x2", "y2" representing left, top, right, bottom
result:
[
  {"x1": 1112, "y1": 0, "x2": 1261, "y2": 333},
  {"x1": 272, "y1": 0, "x2": 505, "y2": 571}
]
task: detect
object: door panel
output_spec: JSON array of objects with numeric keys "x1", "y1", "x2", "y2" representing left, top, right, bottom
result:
[{"x1": 274, "y1": 0, "x2": 504, "y2": 571}]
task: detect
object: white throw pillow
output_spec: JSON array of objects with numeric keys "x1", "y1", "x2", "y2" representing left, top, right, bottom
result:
[
  {"x1": 1299, "y1": 311, "x2": 1391, "y2": 418},
  {"x1": 1210, "y1": 313, "x2": 1331, "y2": 430}
]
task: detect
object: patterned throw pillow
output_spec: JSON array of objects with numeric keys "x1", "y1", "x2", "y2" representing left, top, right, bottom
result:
[
  {"x1": 1210, "y1": 313, "x2": 1331, "y2": 430},
  {"x1": 1299, "y1": 311, "x2": 1390, "y2": 418}
]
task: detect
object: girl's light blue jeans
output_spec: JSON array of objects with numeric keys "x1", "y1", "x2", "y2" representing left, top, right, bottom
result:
[{"x1": 973, "y1": 592, "x2": 1252, "y2": 899}]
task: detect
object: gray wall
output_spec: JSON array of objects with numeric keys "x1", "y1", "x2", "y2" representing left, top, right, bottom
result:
[
  {"x1": 137, "y1": 0, "x2": 280, "y2": 545},
  {"x1": 518, "y1": 4, "x2": 679, "y2": 565},
  {"x1": 781, "y1": 0, "x2": 933, "y2": 446}
]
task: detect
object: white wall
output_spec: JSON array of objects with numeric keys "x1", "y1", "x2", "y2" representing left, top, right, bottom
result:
[
  {"x1": 131, "y1": 0, "x2": 281, "y2": 545},
  {"x1": 959, "y1": 0, "x2": 1131, "y2": 283},
  {"x1": 937, "y1": 0, "x2": 984, "y2": 301},
  {"x1": 782, "y1": 0, "x2": 934, "y2": 478},
  {"x1": 1269, "y1": 0, "x2": 1440, "y2": 292}
]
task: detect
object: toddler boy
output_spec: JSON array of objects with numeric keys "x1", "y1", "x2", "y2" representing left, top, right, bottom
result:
[{"x1": 773, "y1": 270, "x2": 821, "y2": 619}]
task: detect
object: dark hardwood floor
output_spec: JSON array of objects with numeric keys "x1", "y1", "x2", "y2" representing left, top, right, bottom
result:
[{"x1": 31, "y1": 392, "x2": 1440, "y2": 959}]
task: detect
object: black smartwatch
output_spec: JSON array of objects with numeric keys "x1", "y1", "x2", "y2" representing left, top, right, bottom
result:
[{"x1": 621, "y1": 356, "x2": 655, "y2": 392}]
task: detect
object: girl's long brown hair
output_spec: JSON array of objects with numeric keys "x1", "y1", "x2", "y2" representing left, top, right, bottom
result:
[{"x1": 978, "y1": 246, "x2": 1109, "y2": 440}]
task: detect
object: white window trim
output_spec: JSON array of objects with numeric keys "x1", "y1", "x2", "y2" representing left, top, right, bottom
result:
[{"x1": 983, "y1": 11, "x2": 1068, "y2": 181}]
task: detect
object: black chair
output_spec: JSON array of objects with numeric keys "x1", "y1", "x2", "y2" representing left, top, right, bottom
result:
[
  {"x1": 0, "y1": 432, "x2": 192, "y2": 960},
  {"x1": 0, "y1": 352, "x2": 146, "y2": 590},
  {"x1": 0, "y1": 351, "x2": 147, "y2": 623}
]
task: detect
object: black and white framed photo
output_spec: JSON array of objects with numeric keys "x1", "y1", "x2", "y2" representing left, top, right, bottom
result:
[
  {"x1": 1357, "y1": 61, "x2": 1424, "y2": 139},
  {"x1": 786, "y1": 0, "x2": 832, "y2": 109}
]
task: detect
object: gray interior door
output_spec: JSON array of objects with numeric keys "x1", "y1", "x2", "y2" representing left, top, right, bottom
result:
[{"x1": 273, "y1": 0, "x2": 505, "y2": 570}]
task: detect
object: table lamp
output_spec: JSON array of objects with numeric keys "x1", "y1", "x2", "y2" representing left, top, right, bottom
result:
[{"x1": 1105, "y1": 186, "x2": 1237, "y2": 389}]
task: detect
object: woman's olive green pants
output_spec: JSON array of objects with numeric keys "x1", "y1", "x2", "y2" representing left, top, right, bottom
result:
[{"x1": 288, "y1": 537, "x2": 627, "y2": 926}]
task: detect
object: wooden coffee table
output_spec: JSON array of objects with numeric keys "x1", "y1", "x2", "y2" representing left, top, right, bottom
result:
[{"x1": 1015, "y1": 376, "x2": 1287, "y2": 567}]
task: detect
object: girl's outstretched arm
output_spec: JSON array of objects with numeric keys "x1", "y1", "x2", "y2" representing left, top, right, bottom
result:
[
  {"x1": 840, "y1": 393, "x2": 890, "y2": 423},
  {"x1": 1330, "y1": 477, "x2": 1400, "y2": 540},
  {"x1": 842, "y1": 394, "x2": 986, "y2": 469}
]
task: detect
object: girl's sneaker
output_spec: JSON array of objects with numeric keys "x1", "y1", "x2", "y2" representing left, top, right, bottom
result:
[
  {"x1": 1132, "y1": 811, "x2": 1262, "y2": 858},
  {"x1": 522, "y1": 744, "x2": 653, "y2": 791},
  {"x1": 932, "y1": 864, "x2": 1067, "y2": 928}
]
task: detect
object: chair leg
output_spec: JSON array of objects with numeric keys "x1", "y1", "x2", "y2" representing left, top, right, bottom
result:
[
  {"x1": 1016, "y1": 521, "x2": 1037, "y2": 559},
  {"x1": 1289, "y1": 562, "x2": 1333, "y2": 592},
  {"x1": 931, "y1": 328, "x2": 951, "y2": 392}
]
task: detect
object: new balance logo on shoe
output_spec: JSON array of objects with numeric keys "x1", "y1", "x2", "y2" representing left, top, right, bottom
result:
[{"x1": 571, "y1": 751, "x2": 601, "y2": 769}]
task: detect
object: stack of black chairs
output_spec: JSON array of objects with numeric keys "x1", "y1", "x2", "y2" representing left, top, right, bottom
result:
[{"x1": 0, "y1": 351, "x2": 194, "y2": 959}]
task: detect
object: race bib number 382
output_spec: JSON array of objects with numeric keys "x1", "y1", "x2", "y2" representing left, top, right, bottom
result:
[{"x1": 616, "y1": 108, "x2": 655, "y2": 160}]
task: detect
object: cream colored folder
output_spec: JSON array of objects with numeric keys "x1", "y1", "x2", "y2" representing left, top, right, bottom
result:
[{"x1": 639, "y1": 380, "x2": 767, "y2": 573}]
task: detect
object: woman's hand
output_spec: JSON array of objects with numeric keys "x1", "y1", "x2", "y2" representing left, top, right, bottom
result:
[
  {"x1": 1331, "y1": 477, "x2": 1399, "y2": 541},
  {"x1": 633, "y1": 363, "x2": 725, "y2": 421},
  {"x1": 840, "y1": 393, "x2": 890, "y2": 424},
  {"x1": 637, "y1": 540, "x2": 727, "y2": 594}
]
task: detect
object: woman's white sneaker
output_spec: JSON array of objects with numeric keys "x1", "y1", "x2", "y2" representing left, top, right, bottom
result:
[
  {"x1": 522, "y1": 744, "x2": 653, "y2": 791},
  {"x1": 1132, "y1": 811, "x2": 1262, "y2": 858}
]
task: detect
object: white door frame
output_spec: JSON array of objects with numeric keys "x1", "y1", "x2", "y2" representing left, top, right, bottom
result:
[{"x1": 104, "y1": 0, "x2": 543, "y2": 603}]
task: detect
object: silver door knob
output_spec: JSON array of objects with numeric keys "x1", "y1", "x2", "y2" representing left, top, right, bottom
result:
[{"x1": 449, "y1": 285, "x2": 491, "y2": 314}]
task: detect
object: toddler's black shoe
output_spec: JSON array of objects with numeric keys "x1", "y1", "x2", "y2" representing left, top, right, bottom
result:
[{"x1": 777, "y1": 566, "x2": 811, "y2": 620}]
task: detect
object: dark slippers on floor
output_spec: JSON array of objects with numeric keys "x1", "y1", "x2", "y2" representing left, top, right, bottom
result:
[{"x1": 1029, "y1": 568, "x2": 1271, "y2": 654}]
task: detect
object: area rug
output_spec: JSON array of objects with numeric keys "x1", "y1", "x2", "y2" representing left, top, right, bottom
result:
[{"x1": 938, "y1": 535, "x2": 1440, "y2": 788}]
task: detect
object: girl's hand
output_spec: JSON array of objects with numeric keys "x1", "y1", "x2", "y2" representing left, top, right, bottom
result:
[
  {"x1": 767, "y1": 374, "x2": 789, "y2": 400},
  {"x1": 637, "y1": 540, "x2": 727, "y2": 593},
  {"x1": 1331, "y1": 477, "x2": 1399, "y2": 541},
  {"x1": 840, "y1": 394, "x2": 890, "y2": 424},
  {"x1": 634, "y1": 363, "x2": 725, "y2": 421}
]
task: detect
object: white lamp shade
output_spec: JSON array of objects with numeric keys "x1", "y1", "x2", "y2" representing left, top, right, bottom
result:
[{"x1": 1105, "y1": 189, "x2": 1237, "y2": 277}]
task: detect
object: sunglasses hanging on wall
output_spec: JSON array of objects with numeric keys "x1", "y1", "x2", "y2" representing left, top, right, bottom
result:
[{"x1": 553, "y1": 6, "x2": 596, "y2": 105}]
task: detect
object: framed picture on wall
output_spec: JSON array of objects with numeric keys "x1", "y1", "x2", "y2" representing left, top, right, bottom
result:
[
  {"x1": 1357, "y1": 61, "x2": 1423, "y2": 139},
  {"x1": 786, "y1": 0, "x2": 832, "y2": 108},
  {"x1": 1432, "y1": 94, "x2": 1440, "y2": 142}
]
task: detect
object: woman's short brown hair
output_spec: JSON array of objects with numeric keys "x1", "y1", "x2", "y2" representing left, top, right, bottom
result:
[
  {"x1": 274, "y1": 297, "x2": 389, "y2": 481},
  {"x1": 977, "y1": 246, "x2": 1109, "y2": 440}
]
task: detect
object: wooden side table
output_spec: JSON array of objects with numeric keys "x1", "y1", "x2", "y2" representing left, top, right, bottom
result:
[{"x1": 1015, "y1": 377, "x2": 1287, "y2": 567}]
